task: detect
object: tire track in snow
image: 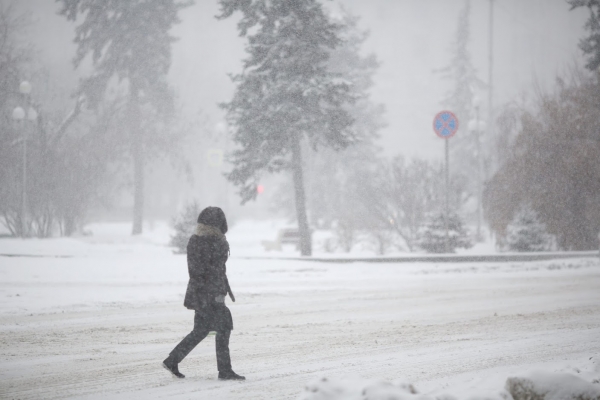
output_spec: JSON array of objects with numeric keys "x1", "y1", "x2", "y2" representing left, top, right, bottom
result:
[{"x1": 1, "y1": 261, "x2": 599, "y2": 399}]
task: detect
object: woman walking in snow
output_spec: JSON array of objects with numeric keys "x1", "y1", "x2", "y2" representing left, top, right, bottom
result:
[{"x1": 163, "y1": 206, "x2": 245, "y2": 380}]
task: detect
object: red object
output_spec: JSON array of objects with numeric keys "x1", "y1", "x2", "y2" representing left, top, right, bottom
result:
[
  {"x1": 257, "y1": 185, "x2": 264, "y2": 194},
  {"x1": 433, "y1": 110, "x2": 459, "y2": 139}
]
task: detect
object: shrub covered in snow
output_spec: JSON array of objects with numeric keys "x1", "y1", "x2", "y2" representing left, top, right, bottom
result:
[
  {"x1": 417, "y1": 212, "x2": 472, "y2": 253},
  {"x1": 506, "y1": 371, "x2": 600, "y2": 400},
  {"x1": 169, "y1": 201, "x2": 201, "y2": 254},
  {"x1": 504, "y1": 206, "x2": 552, "y2": 252},
  {"x1": 298, "y1": 371, "x2": 600, "y2": 400},
  {"x1": 298, "y1": 377, "x2": 424, "y2": 400}
]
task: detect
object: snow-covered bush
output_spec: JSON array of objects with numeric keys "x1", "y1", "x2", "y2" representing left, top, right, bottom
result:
[
  {"x1": 504, "y1": 206, "x2": 552, "y2": 252},
  {"x1": 298, "y1": 371, "x2": 600, "y2": 400},
  {"x1": 333, "y1": 219, "x2": 359, "y2": 253},
  {"x1": 169, "y1": 201, "x2": 201, "y2": 254},
  {"x1": 417, "y1": 212, "x2": 472, "y2": 253},
  {"x1": 506, "y1": 372, "x2": 600, "y2": 400},
  {"x1": 298, "y1": 377, "x2": 424, "y2": 400},
  {"x1": 365, "y1": 229, "x2": 404, "y2": 255}
]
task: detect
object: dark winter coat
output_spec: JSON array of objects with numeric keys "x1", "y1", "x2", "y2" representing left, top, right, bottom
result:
[{"x1": 183, "y1": 223, "x2": 233, "y2": 331}]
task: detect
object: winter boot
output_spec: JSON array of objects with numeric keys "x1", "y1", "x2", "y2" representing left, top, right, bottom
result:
[
  {"x1": 162, "y1": 357, "x2": 185, "y2": 378},
  {"x1": 218, "y1": 370, "x2": 245, "y2": 381}
]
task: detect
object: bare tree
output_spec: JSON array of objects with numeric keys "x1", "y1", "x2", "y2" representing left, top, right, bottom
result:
[
  {"x1": 484, "y1": 72, "x2": 600, "y2": 250},
  {"x1": 0, "y1": 3, "x2": 34, "y2": 236}
]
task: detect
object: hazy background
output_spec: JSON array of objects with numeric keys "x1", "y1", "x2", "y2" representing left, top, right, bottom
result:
[
  {"x1": 21, "y1": 0, "x2": 587, "y2": 157},
  {"x1": 8, "y1": 0, "x2": 589, "y2": 223},
  {"x1": 19, "y1": 0, "x2": 586, "y2": 158}
]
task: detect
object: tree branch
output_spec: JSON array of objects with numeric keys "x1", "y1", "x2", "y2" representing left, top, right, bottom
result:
[{"x1": 51, "y1": 96, "x2": 85, "y2": 146}]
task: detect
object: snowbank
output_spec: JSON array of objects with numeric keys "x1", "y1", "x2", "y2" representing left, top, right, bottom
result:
[
  {"x1": 298, "y1": 370, "x2": 600, "y2": 400},
  {"x1": 298, "y1": 377, "x2": 425, "y2": 400},
  {"x1": 506, "y1": 372, "x2": 600, "y2": 400}
]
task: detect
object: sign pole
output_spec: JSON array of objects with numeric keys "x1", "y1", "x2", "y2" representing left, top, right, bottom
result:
[
  {"x1": 445, "y1": 138, "x2": 449, "y2": 253},
  {"x1": 432, "y1": 110, "x2": 459, "y2": 253}
]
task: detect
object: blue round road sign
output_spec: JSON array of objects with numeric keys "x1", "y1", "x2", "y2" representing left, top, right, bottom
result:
[{"x1": 433, "y1": 110, "x2": 459, "y2": 139}]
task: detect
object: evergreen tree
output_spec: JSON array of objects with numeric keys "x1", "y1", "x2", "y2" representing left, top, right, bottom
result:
[
  {"x1": 505, "y1": 206, "x2": 551, "y2": 252},
  {"x1": 439, "y1": 0, "x2": 480, "y2": 125},
  {"x1": 218, "y1": 0, "x2": 356, "y2": 256},
  {"x1": 58, "y1": 0, "x2": 191, "y2": 235},
  {"x1": 569, "y1": 0, "x2": 600, "y2": 72},
  {"x1": 438, "y1": 0, "x2": 485, "y2": 218},
  {"x1": 417, "y1": 212, "x2": 472, "y2": 254},
  {"x1": 170, "y1": 200, "x2": 201, "y2": 254}
]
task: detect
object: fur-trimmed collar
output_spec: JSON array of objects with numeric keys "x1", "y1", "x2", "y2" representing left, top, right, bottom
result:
[{"x1": 195, "y1": 223, "x2": 224, "y2": 239}]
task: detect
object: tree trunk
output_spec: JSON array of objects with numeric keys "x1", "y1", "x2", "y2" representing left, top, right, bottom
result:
[
  {"x1": 64, "y1": 215, "x2": 76, "y2": 237},
  {"x1": 130, "y1": 87, "x2": 144, "y2": 235},
  {"x1": 291, "y1": 134, "x2": 312, "y2": 256},
  {"x1": 570, "y1": 181, "x2": 592, "y2": 250}
]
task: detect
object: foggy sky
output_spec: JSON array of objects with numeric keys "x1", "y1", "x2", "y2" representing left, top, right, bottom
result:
[{"x1": 19, "y1": 0, "x2": 588, "y2": 162}]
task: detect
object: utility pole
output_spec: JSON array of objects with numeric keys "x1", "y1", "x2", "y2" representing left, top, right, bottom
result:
[
  {"x1": 485, "y1": 0, "x2": 494, "y2": 241},
  {"x1": 475, "y1": 105, "x2": 482, "y2": 240},
  {"x1": 488, "y1": 0, "x2": 494, "y2": 149}
]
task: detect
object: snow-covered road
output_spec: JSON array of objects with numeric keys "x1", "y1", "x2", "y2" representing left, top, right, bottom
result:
[{"x1": 1, "y1": 237, "x2": 599, "y2": 399}]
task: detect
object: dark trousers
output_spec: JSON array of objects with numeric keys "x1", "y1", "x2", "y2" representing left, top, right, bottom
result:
[{"x1": 169, "y1": 311, "x2": 232, "y2": 372}]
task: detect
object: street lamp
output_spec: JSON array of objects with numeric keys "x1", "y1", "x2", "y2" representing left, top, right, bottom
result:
[
  {"x1": 12, "y1": 80, "x2": 37, "y2": 238},
  {"x1": 19, "y1": 81, "x2": 32, "y2": 95},
  {"x1": 468, "y1": 96, "x2": 486, "y2": 242}
]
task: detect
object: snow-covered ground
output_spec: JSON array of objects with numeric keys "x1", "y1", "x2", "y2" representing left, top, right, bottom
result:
[{"x1": 1, "y1": 221, "x2": 599, "y2": 399}]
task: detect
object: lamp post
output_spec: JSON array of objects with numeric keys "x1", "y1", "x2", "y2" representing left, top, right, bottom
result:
[
  {"x1": 12, "y1": 81, "x2": 37, "y2": 238},
  {"x1": 468, "y1": 97, "x2": 486, "y2": 241}
]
